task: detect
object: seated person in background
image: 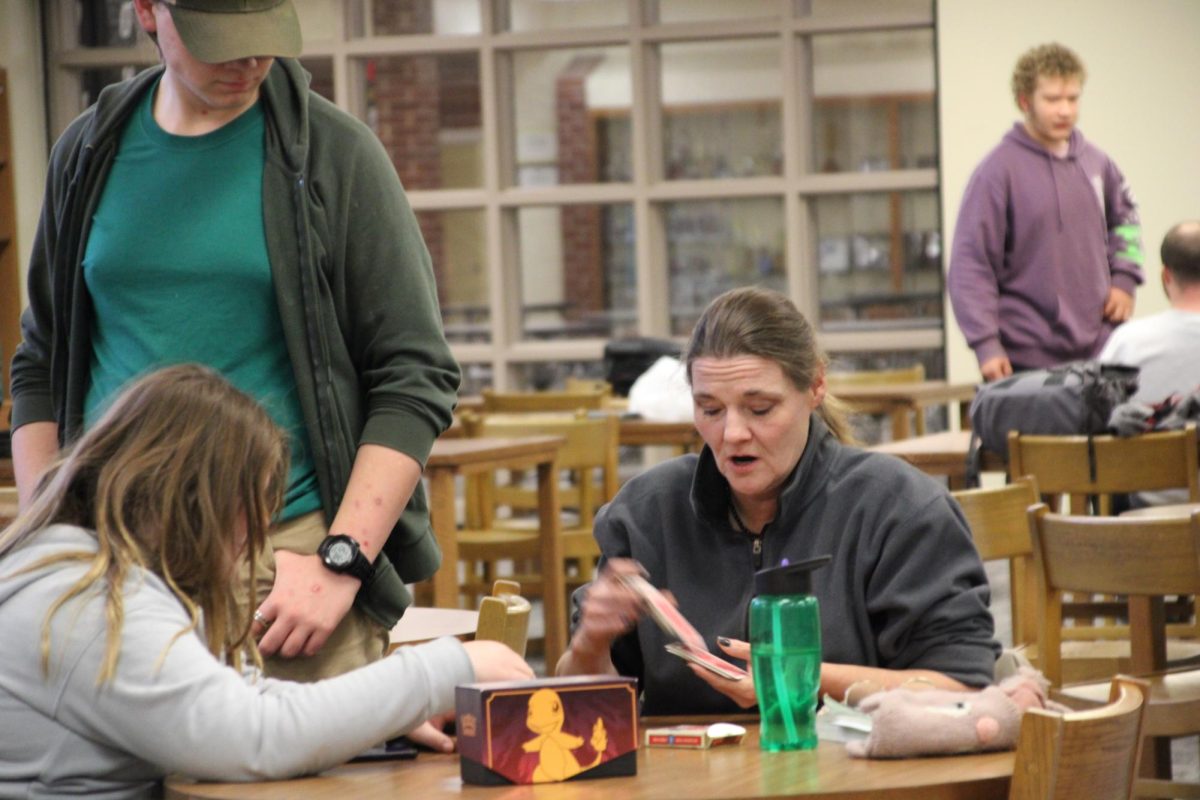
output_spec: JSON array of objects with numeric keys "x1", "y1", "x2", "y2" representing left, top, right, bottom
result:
[
  {"x1": 0, "y1": 365, "x2": 531, "y2": 798},
  {"x1": 1100, "y1": 221, "x2": 1200, "y2": 404},
  {"x1": 557, "y1": 287, "x2": 999, "y2": 715},
  {"x1": 1100, "y1": 220, "x2": 1200, "y2": 506}
]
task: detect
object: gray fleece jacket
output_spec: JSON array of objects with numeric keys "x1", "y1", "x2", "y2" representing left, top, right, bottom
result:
[
  {"x1": 0, "y1": 525, "x2": 473, "y2": 799},
  {"x1": 572, "y1": 416, "x2": 1000, "y2": 716}
]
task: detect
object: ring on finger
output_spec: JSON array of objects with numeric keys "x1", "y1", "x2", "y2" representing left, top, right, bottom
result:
[{"x1": 253, "y1": 610, "x2": 272, "y2": 629}]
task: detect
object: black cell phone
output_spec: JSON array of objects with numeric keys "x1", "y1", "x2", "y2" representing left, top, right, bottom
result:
[{"x1": 349, "y1": 735, "x2": 420, "y2": 762}]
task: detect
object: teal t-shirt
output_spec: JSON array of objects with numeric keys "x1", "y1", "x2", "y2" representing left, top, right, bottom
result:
[{"x1": 82, "y1": 83, "x2": 321, "y2": 520}]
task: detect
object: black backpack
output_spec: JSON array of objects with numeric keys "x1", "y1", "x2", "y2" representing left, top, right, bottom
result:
[{"x1": 966, "y1": 361, "x2": 1140, "y2": 486}]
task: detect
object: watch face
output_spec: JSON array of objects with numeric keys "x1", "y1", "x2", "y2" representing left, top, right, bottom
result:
[{"x1": 328, "y1": 540, "x2": 354, "y2": 567}]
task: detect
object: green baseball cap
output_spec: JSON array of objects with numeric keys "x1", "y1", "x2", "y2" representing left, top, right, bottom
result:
[{"x1": 161, "y1": 0, "x2": 302, "y2": 64}]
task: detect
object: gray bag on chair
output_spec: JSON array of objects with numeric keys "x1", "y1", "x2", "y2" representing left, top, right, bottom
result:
[{"x1": 964, "y1": 361, "x2": 1140, "y2": 486}]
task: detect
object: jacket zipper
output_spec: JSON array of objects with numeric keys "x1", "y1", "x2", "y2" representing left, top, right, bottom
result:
[{"x1": 752, "y1": 535, "x2": 763, "y2": 570}]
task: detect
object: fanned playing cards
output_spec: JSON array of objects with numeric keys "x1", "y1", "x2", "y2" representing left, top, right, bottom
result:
[{"x1": 620, "y1": 574, "x2": 748, "y2": 682}]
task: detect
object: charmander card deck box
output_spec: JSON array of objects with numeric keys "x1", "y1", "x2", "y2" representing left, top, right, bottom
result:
[{"x1": 455, "y1": 675, "x2": 639, "y2": 785}]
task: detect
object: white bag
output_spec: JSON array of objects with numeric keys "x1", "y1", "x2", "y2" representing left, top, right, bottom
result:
[{"x1": 627, "y1": 356, "x2": 693, "y2": 422}]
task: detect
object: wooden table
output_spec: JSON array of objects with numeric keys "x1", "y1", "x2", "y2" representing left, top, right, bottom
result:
[
  {"x1": 868, "y1": 430, "x2": 1004, "y2": 489},
  {"x1": 0, "y1": 456, "x2": 13, "y2": 487},
  {"x1": 165, "y1": 722, "x2": 1013, "y2": 799},
  {"x1": 388, "y1": 607, "x2": 479, "y2": 651},
  {"x1": 835, "y1": 381, "x2": 977, "y2": 441},
  {"x1": 422, "y1": 436, "x2": 567, "y2": 668}
]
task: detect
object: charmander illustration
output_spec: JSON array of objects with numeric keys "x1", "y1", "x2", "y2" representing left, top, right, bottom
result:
[{"x1": 521, "y1": 688, "x2": 608, "y2": 782}]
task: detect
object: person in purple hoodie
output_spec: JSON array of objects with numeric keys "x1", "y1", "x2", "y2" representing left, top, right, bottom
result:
[{"x1": 948, "y1": 42, "x2": 1143, "y2": 382}]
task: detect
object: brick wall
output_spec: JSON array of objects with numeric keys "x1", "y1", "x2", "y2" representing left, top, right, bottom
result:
[
  {"x1": 556, "y1": 56, "x2": 605, "y2": 321},
  {"x1": 369, "y1": 1, "x2": 446, "y2": 297}
]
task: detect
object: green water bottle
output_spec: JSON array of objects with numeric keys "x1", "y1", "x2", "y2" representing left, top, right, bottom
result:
[{"x1": 749, "y1": 556, "x2": 829, "y2": 752}]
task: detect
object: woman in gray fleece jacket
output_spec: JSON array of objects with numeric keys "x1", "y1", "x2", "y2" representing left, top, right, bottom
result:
[
  {"x1": 0, "y1": 365, "x2": 530, "y2": 799},
  {"x1": 558, "y1": 288, "x2": 999, "y2": 716}
]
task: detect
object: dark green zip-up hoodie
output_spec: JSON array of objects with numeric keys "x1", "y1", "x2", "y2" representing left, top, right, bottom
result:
[{"x1": 10, "y1": 60, "x2": 460, "y2": 626}]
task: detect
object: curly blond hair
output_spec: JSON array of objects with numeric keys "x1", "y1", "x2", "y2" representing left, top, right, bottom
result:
[{"x1": 1011, "y1": 43, "x2": 1086, "y2": 108}]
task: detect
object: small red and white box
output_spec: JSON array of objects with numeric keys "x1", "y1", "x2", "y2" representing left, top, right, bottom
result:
[{"x1": 644, "y1": 722, "x2": 747, "y2": 749}]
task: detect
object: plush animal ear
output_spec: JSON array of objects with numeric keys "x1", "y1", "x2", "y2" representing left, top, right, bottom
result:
[{"x1": 976, "y1": 716, "x2": 1001, "y2": 745}]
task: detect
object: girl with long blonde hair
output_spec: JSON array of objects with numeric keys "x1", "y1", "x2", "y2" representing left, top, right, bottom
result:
[{"x1": 0, "y1": 365, "x2": 529, "y2": 798}]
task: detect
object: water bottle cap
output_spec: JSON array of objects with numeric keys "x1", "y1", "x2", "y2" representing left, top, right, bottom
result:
[{"x1": 753, "y1": 555, "x2": 831, "y2": 596}]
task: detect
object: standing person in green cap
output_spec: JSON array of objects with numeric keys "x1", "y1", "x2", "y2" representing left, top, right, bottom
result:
[{"x1": 8, "y1": 0, "x2": 461, "y2": 701}]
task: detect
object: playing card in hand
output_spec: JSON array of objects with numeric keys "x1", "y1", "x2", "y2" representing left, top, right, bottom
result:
[{"x1": 620, "y1": 574, "x2": 748, "y2": 682}]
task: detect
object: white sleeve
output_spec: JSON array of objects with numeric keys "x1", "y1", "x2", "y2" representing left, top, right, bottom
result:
[
  {"x1": 51, "y1": 588, "x2": 474, "y2": 781},
  {"x1": 1098, "y1": 327, "x2": 1130, "y2": 364}
]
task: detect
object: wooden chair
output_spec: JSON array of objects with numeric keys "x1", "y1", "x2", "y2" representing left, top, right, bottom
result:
[
  {"x1": 564, "y1": 377, "x2": 613, "y2": 397},
  {"x1": 827, "y1": 363, "x2": 929, "y2": 437},
  {"x1": 1007, "y1": 424, "x2": 1199, "y2": 517},
  {"x1": 825, "y1": 363, "x2": 925, "y2": 386},
  {"x1": 953, "y1": 477, "x2": 1182, "y2": 684},
  {"x1": 475, "y1": 579, "x2": 532, "y2": 658},
  {"x1": 1009, "y1": 424, "x2": 1200, "y2": 639},
  {"x1": 0, "y1": 486, "x2": 17, "y2": 528},
  {"x1": 457, "y1": 410, "x2": 619, "y2": 609},
  {"x1": 1028, "y1": 505, "x2": 1200, "y2": 799},
  {"x1": 1008, "y1": 675, "x2": 1148, "y2": 800},
  {"x1": 480, "y1": 388, "x2": 608, "y2": 413}
]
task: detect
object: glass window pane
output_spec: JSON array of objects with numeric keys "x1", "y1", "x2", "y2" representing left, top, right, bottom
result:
[
  {"x1": 806, "y1": 0, "x2": 932, "y2": 18},
  {"x1": 348, "y1": 0, "x2": 480, "y2": 36},
  {"x1": 512, "y1": 47, "x2": 630, "y2": 187},
  {"x1": 511, "y1": 361, "x2": 608, "y2": 392},
  {"x1": 812, "y1": 30, "x2": 936, "y2": 173},
  {"x1": 299, "y1": 57, "x2": 334, "y2": 103},
  {"x1": 420, "y1": 210, "x2": 489, "y2": 344},
  {"x1": 77, "y1": 1, "x2": 143, "y2": 47},
  {"x1": 815, "y1": 191, "x2": 942, "y2": 331},
  {"x1": 655, "y1": 0, "x2": 782, "y2": 24},
  {"x1": 665, "y1": 198, "x2": 785, "y2": 337},
  {"x1": 359, "y1": 54, "x2": 483, "y2": 189},
  {"x1": 294, "y1": 0, "x2": 342, "y2": 45},
  {"x1": 826, "y1": 348, "x2": 945, "y2": 444},
  {"x1": 458, "y1": 362, "x2": 495, "y2": 397},
  {"x1": 660, "y1": 40, "x2": 782, "y2": 180},
  {"x1": 516, "y1": 204, "x2": 637, "y2": 341},
  {"x1": 507, "y1": 0, "x2": 628, "y2": 32}
]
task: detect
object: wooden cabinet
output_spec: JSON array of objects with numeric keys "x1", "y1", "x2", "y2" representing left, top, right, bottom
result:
[{"x1": 0, "y1": 68, "x2": 19, "y2": 427}]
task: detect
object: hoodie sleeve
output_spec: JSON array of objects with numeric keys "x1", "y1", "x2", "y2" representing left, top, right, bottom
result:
[
  {"x1": 52, "y1": 589, "x2": 475, "y2": 782},
  {"x1": 947, "y1": 163, "x2": 1009, "y2": 366},
  {"x1": 1102, "y1": 158, "x2": 1144, "y2": 296},
  {"x1": 8, "y1": 114, "x2": 91, "y2": 432}
]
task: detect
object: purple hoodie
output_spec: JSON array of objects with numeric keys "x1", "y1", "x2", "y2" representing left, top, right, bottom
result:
[{"x1": 948, "y1": 123, "x2": 1143, "y2": 369}]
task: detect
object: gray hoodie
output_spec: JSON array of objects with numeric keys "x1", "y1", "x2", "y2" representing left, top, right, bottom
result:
[
  {"x1": 948, "y1": 123, "x2": 1143, "y2": 369},
  {"x1": 0, "y1": 525, "x2": 473, "y2": 799}
]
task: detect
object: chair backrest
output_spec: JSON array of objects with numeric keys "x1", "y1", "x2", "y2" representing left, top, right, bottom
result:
[
  {"x1": 953, "y1": 476, "x2": 1040, "y2": 645},
  {"x1": 475, "y1": 579, "x2": 532, "y2": 658},
  {"x1": 1007, "y1": 423, "x2": 1200, "y2": 510},
  {"x1": 1008, "y1": 675, "x2": 1148, "y2": 800},
  {"x1": 1027, "y1": 504, "x2": 1200, "y2": 686},
  {"x1": 564, "y1": 377, "x2": 613, "y2": 397},
  {"x1": 481, "y1": 388, "x2": 608, "y2": 413},
  {"x1": 464, "y1": 410, "x2": 620, "y2": 518},
  {"x1": 826, "y1": 363, "x2": 925, "y2": 386}
]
